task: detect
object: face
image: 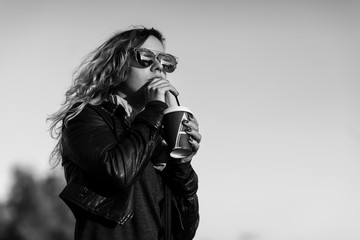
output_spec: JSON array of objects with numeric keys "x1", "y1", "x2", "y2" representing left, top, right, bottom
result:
[{"x1": 119, "y1": 35, "x2": 167, "y2": 108}]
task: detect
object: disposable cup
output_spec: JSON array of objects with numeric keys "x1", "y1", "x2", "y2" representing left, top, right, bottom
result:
[{"x1": 163, "y1": 106, "x2": 193, "y2": 159}]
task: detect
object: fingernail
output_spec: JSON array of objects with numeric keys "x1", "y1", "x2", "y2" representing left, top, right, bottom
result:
[
  {"x1": 186, "y1": 127, "x2": 191, "y2": 132},
  {"x1": 183, "y1": 120, "x2": 188, "y2": 124},
  {"x1": 188, "y1": 138, "x2": 193, "y2": 142}
]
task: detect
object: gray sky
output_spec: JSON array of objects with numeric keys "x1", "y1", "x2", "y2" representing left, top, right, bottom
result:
[{"x1": 1, "y1": 1, "x2": 360, "y2": 239}]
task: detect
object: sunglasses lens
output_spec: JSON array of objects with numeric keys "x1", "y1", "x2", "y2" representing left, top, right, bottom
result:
[
  {"x1": 135, "y1": 49, "x2": 154, "y2": 67},
  {"x1": 158, "y1": 54, "x2": 177, "y2": 73}
]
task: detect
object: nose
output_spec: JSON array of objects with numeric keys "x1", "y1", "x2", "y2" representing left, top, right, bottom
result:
[{"x1": 150, "y1": 57, "x2": 165, "y2": 73}]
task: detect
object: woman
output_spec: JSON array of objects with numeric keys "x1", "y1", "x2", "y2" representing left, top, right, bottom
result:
[{"x1": 48, "y1": 27, "x2": 201, "y2": 240}]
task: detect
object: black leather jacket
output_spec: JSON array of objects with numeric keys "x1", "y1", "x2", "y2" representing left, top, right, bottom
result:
[{"x1": 59, "y1": 100, "x2": 199, "y2": 239}]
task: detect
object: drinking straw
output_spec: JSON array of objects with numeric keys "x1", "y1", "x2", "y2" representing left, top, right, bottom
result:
[
  {"x1": 170, "y1": 92, "x2": 180, "y2": 106},
  {"x1": 168, "y1": 91, "x2": 180, "y2": 106},
  {"x1": 175, "y1": 95, "x2": 180, "y2": 106}
]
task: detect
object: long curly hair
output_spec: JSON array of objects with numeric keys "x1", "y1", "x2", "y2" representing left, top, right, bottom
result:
[{"x1": 47, "y1": 27, "x2": 164, "y2": 167}]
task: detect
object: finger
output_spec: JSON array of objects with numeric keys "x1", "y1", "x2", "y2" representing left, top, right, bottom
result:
[
  {"x1": 188, "y1": 137, "x2": 200, "y2": 153},
  {"x1": 186, "y1": 129, "x2": 202, "y2": 143},
  {"x1": 147, "y1": 78, "x2": 168, "y2": 88},
  {"x1": 148, "y1": 78, "x2": 171, "y2": 88},
  {"x1": 189, "y1": 115, "x2": 199, "y2": 127},
  {"x1": 183, "y1": 119, "x2": 199, "y2": 132},
  {"x1": 158, "y1": 79, "x2": 179, "y2": 96},
  {"x1": 147, "y1": 84, "x2": 173, "y2": 97},
  {"x1": 148, "y1": 80, "x2": 179, "y2": 96}
]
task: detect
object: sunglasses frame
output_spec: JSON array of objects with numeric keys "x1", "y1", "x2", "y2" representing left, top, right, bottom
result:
[{"x1": 131, "y1": 47, "x2": 179, "y2": 73}]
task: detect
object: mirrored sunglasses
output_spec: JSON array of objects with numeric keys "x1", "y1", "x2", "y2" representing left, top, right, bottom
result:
[{"x1": 131, "y1": 48, "x2": 178, "y2": 73}]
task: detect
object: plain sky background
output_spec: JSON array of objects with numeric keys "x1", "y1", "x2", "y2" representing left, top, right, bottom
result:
[{"x1": 1, "y1": 1, "x2": 360, "y2": 240}]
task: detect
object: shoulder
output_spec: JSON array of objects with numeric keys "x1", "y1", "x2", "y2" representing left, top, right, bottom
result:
[{"x1": 64, "y1": 103, "x2": 115, "y2": 132}]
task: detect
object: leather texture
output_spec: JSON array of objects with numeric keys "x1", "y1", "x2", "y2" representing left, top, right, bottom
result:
[{"x1": 59, "y1": 100, "x2": 199, "y2": 239}]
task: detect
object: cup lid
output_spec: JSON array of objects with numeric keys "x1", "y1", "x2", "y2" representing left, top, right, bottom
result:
[{"x1": 163, "y1": 106, "x2": 192, "y2": 115}]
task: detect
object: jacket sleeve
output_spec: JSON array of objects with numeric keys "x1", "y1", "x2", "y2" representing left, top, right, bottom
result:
[
  {"x1": 62, "y1": 101, "x2": 168, "y2": 190},
  {"x1": 163, "y1": 162, "x2": 200, "y2": 240}
]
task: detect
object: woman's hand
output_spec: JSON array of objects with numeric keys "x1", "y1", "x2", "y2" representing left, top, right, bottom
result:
[
  {"x1": 180, "y1": 114, "x2": 201, "y2": 163},
  {"x1": 145, "y1": 78, "x2": 178, "y2": 104}
]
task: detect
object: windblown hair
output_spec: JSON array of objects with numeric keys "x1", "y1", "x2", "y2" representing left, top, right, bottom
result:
[{"x1": 47, "y1": 27, "x2": 164, "y2": 167}]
